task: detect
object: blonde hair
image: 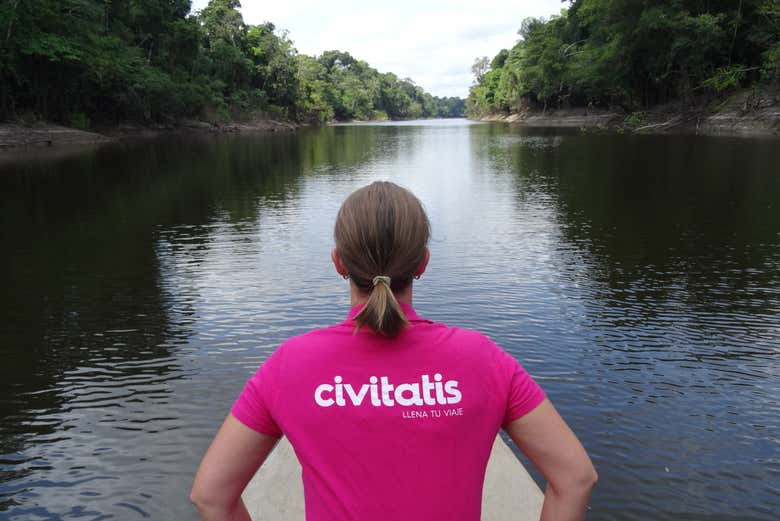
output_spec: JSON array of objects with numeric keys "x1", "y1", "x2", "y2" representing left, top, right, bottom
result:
[{"x1": 334, "y1": 181, "x2": 430, "y2": 337}]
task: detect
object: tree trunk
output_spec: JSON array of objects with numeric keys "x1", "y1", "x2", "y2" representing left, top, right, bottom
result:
[
  {"x1": 728, "y1": 0, "x2": 743, "y2": 66},
  {"x1": 5, "y1": 0, "x2": 20, "y2": 43}
]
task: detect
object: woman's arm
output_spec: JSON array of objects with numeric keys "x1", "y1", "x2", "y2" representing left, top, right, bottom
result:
[
  {"x1": 190, "y1": 413, "x2": 279, "y2": 521},
  {"x1": 504, "y1": 398, "x2": 598, "y2": 521}
]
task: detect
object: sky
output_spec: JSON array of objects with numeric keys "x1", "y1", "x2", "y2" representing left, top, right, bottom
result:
[{"x1": 190, "y1": 0, "x2": 565, "y2": 98}]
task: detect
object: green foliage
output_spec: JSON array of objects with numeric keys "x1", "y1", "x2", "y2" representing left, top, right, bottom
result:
[
  {"x1": 490, "y1": 49, "x2": 509, "y2": 70},
  {"x1": 757, "y1": 1, "x2": 780, "y2": 83},
  {"x1": 467, "y1": 0, "x2": 780, "y2": 117},
  {"x1": 762, "y1": 43, "x2": 780, "y2": 83},
  {"x1": 623, "y1": 112, "x2": 644, "y2": 127},
  {"x1": 701, "y1": 67, "x2": 749, "y2": 93},
  {"x1": 68, "y1": 112, "x2": 90, "y2": 130},
  {"x1": 294, "y1": 54, "x2": 334, "y2": 123},
  {"x1": 0, "y1": 0, "x2": 464, "y2": 124}
]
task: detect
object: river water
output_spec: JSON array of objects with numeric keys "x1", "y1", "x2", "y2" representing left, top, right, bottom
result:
[{"x1": 1, "y1": 119, "x2": 778, "y2": 520}]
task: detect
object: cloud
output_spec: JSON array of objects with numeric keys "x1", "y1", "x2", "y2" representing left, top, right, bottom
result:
[
  {"x1": 457, "y1": 21, "x2": 521, "y2": 42},
  {"x1": 191, "y1": 0, "x2": 564, "y2": 98}
]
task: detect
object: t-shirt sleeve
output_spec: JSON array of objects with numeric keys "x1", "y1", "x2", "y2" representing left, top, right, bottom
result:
[
  {"x1": 230, "y1": 347, "x2": 284, "y2": 438},
  {"x1": 489, "y1": 341, "x2": 546, "y2": 428}
]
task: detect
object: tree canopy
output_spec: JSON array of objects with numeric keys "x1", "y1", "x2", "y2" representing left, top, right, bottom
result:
[
  {"x1": 0, "y1": 0, "x2": 464, "y2": 126},
  {"x1": 466, "y1": 0, "x2": 780, "y2": 117}
]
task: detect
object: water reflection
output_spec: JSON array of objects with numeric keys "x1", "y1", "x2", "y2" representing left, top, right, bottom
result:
[
  {"x1": 0, "y1": 126, "x2": 413, "y2": 518},
  {"x1": 1, "y1": 121, "x2": 778, "y2": 520},
  {"x1": 474, "y1": 125, "x2": 780, "y2": 520}
]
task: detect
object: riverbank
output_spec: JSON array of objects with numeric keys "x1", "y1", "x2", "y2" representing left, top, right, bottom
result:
[
  {"x1": 0, "y1": 118, "x2": 299, "y2": 151},
  {"x1": 474, "y1": 88, "x2": 780, "y2": 137},
  {"x1": 0, "y1": 123, "x2": 113, "y2": 149},
  {"x1": 0, "y1": 115, "x2": 467, "y2": 153}
]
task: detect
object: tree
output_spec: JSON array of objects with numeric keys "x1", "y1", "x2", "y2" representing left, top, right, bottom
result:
[
  {"x1": 246, "y1": 23, "x2": 298, "y2": 110},
  {"x1": 471, "y1": 56, "x2": 490, "y2": 84},
  {"x1": 467, "y1": 0, "x2": 780, "y2": 117},
  {"x1": 295, "y1": 54, "x2": 334, "y2": 123},
  {"x1": 0, "y1": 0, "x2": 463, "y2": 124}
]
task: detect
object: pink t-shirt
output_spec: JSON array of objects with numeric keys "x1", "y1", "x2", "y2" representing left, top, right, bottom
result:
[{"x1": 231, "y1": 302, "x2": 546, "y2": 521}]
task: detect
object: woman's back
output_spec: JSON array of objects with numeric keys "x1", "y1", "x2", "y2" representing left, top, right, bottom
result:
[
  {"x1": 191, "y1": 182, "x2": 595, "y2": 521},
  {"x1": 232, "y1": 301, "x2": 545, "y2": 521}
]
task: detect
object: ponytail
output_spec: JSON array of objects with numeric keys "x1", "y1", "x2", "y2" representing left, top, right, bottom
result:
[
  {"x1": 353, "y1": 276, "x2": 410, "y2": 337},
  {"x1": 333, "y1": 181, "x2": 430, "y2": 338}
]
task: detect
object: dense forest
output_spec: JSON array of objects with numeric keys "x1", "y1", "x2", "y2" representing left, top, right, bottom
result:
[
  {"x1": 467, "y1": 0, "x2": 780, "y2": 117},
  {"x1": 0, "y1": 0, "x2": 465, "y2": 128}
]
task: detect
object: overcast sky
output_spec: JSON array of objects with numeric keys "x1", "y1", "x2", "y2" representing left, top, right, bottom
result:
[{"x1": 190, "y1": 0, "x2": 565, "y2": 98}]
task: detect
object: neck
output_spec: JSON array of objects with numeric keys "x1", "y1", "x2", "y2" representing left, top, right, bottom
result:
[{"x1": 350, "y1": 282, "x2": 413, "y2": 307}]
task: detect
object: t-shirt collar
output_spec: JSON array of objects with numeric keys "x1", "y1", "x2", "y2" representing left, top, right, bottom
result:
[{"x1": 345, "y1": 301, "x2": 427, "y2": 323}]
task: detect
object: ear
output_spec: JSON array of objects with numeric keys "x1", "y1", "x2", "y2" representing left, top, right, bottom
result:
[
  {"x1": 415, "y1": 248, "x2": 430, "y2": 277},
  {"x1": 331, "y1": 247, "x2": 348, "y2": 277}
]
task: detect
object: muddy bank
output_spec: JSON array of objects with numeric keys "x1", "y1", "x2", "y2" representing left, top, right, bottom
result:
[
  {"x1": 475, "y1": 89, "x2": 780, "y2": 137},
  {"x1": 0, "y1": 123, "x2": 113, "y2": 149},
  {"x1": 689, "y1": 89, "x2": 780, "y2": 136},
  {"x1": 101, "y1": 119, "x2": 298, "y2": 140},
  {"x1": 478, "y1": 110, "x2": 621, "y2": 129},
  {"x1": 0, "y1": 118, "x2": 299, "y2": 152}
]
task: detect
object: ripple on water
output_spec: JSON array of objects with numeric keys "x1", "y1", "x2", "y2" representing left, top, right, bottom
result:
[{"x1": 1, "y1": 123, "x2": 779, "y2": 520}]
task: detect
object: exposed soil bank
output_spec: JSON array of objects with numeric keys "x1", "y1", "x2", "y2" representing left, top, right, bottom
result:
[
  {"x1": 0, "y1": 118, "x2": 298, "y2": 152},
  {"x1": 0, "y1": 123, "x2": 113, "y2": 149},
  {"x1": 475, "y1": 89, "x2": 780, "y2": 137}
]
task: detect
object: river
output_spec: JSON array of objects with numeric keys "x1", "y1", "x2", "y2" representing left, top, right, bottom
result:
[{"x1": 1, "y1": 119, "x2": 778, "y2": 520}]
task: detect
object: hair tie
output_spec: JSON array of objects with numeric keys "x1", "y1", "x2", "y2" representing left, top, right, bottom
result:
[{"x1": 372, "y1": 275, "x2": 391, "y2": 287}]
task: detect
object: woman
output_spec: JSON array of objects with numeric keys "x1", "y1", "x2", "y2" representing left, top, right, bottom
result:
[{"x1": 191, "y1": 181, "x2": 597, "y2": 521}]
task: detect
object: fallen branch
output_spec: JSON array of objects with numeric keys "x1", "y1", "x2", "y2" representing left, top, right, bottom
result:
[{"x1": 633, "y1": 116, "x2": 684, "y2": 132}]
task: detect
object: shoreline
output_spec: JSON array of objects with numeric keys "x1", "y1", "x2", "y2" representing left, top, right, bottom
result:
[
  {"x1": 472, "y1": 89, "x2": 780, "y2": 138},
  {"x1": 0, "y1": 118, "x2": 300, "y2": 152},
  {"x1": 0, "y1": 116, "x2": 467, "y2": 154},
  {"x1": 3, "y1": 89, "x2": 777, "y2": 154}
]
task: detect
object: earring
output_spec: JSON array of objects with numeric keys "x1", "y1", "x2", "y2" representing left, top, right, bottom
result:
[
  {"x1": 414, "y1": 275, "x2": 421, "y2": 280},
  {"x1": 343, "y1": 274, "x2": 350, "y2": 280}
]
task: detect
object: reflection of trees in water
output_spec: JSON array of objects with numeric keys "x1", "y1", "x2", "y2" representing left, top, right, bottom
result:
[
  {"x1": 0, "y1": 130, "x2": 398, "y2": 386},
  {"x1": 0, "y1": 146, "x2": 180, "y2": 506},
  {"x1": 0, "y1": 128, "x2": 399, "y2": 507},
  {"x1": 298, "y1": 125, "x2": 408, "y2": 176},
  {"x1": 474, "y1": 125, "x2": 780, "y2": 521},
  {"x1": 478, "y1": 127, "x2": 780, "y2": 323}
]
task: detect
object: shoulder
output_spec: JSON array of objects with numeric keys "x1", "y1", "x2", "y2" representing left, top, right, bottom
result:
[
  {"x1": 420, "y1": 314, "x2": 487, "y2": 341},
  {"x1": 252, "y1": 325, "x2": 343, "y2": 379},
  {"x1": 426, "y1": 322, "x2": 506, "y2": 358},
  {"x1": 270, "y1": 319, "x2": 506, "y2": 359},
  {"x1": 271, "y1": 322, "x2": 350, "y2": 355},
  {"x1": 445, "y1": 325, "x2": 494, "y2": 345}
]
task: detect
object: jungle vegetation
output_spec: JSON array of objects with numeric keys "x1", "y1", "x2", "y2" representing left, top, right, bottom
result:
[
  {"x1": 466, "y1": 0, "x2": 780, "y2": 117},
  {"x1": 0, "y1": 0, "x2": 465, "y2": 128}
]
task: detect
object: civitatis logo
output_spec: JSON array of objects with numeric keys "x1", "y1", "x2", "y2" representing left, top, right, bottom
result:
[{"x1": 314, "y1": 373, "x2": 461, "y2": 407}]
